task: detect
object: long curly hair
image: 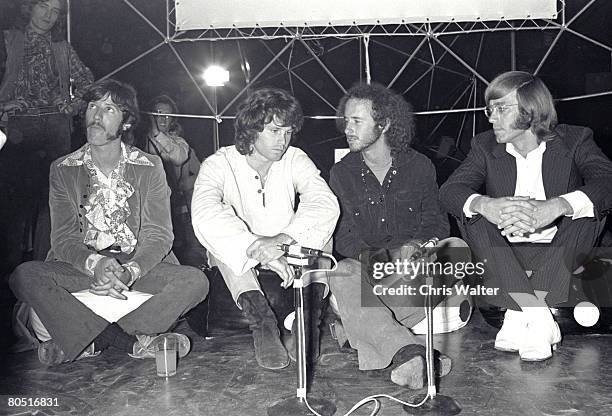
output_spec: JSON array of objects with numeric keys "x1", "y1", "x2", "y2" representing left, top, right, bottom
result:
[
  {"x1": 336, "y1": 82, "x2": 415, "y2": 155},
  {"x1": 234, "y1": 88, "x2": 303, "y2": 155}
]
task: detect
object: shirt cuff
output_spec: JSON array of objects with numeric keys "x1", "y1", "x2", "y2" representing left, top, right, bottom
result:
[
  {"x1": 463, "y1": 194, "x2": 482, "y2": 218},
  {"x1": 123, "y1": 261, "x2": 142, "y2": 287},
  {"x1": 85, "y1": 253, "x2": 106, "y2": 276},
  {"x1": 559, "y1": 191, "x2": 594, "y2": 219}
]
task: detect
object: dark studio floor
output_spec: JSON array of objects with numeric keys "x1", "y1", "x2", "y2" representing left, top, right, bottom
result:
[{"x1": 0, "y1": 249, "x2": 612, "y2": 416}]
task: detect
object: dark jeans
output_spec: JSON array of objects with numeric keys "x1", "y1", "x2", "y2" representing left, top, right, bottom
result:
[
  {"x1": 0, "y1": 112, "x2": 72, "y2": 266},
  {"x1": 9, "y1": 260, "x2": 209, "y2": 361}
]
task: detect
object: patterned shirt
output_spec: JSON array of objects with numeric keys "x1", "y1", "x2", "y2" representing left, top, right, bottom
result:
[
  {"x1": 10, "y1": 27, "x2": 93, "y2": 108},
  {"x1": 59, "y1": 143, "x2": 155, "y2": 285},
  {"x1": 82, "y1": 146, "x2": 138, "y2": 254}
]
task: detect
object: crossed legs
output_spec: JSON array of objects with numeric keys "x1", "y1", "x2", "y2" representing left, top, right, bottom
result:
[
  {"x1": 9, "y1": 260, "x2": 208, "y2": 362},
  {"x1": 460, "y1": 216, "x2": 604, "y2": 360}
]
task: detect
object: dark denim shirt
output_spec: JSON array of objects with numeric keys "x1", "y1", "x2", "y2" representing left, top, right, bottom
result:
[{"x1": 329, "y1": 149, "x2": 449, "y2": 259}]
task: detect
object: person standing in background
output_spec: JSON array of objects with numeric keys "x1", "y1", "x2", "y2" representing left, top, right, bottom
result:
[
  {"x1": 0, "y1": 0, "x2": 94, "y2": 268},
  {"x1": 137, "y1": 95, "x2": 203, "y2": 263}
]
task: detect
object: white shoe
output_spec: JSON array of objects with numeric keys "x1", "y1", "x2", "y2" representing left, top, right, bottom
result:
[
  {"x1": 519, "y1": 308, "x2": 561, "y2": 362},
  {"x1": 494, "y1": 309, "x2": 526, "y2": 352}
]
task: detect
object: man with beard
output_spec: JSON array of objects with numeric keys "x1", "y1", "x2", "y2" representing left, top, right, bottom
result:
[
  {"x1": 328, "y1": 82, "x2": 453, "y2": 388},
  {"x1": 9, "y1": 79, "x2": 208, "y2": 365},
  {"x1": 192, "y1": 87, "x2": 339, "y2": 370},
  {"x1": 440, "y1": 71, "x2": 612, "y2": 361}
]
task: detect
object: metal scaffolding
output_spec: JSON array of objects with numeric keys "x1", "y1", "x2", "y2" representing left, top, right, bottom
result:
[{"x1": 85, "y1": 0, "x2": 611, "y2": 152}]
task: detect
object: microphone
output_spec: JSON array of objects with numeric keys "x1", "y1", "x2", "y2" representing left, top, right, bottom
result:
[
  {"x1": 279, "y1": 243, "x2": 325, "y2": 258},
  {"x1": 407, "y1": 237, "x2": 440, "y2": 261}
]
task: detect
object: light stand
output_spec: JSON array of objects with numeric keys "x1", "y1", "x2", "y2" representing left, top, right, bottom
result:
[
  {"x1": 267, "y1": 255, "x2": 336, "y2": 416},
  {"x1": 404, "y1": 272, "x2": 461, "y2": 415}
]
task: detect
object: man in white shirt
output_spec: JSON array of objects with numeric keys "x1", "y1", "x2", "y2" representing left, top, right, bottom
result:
[
  {"x1": 440, "y1": 71, "x2": 612, "y2": 361},
  {"x1": 192, "y1": 88, "x2": 339, "y2": 370}
]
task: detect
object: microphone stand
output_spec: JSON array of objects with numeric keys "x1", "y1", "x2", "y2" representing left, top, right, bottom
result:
[
  {"x1": 267, "y1": 254, "x2": 336, "y2": 416},
  {"x1": 404, "y1": 253, "x2": 461, "y2": 415}
]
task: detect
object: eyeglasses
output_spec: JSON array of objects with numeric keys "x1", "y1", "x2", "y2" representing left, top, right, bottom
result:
[{"x1": 484, "y1": 103, "x2": 518, "y2": 118}]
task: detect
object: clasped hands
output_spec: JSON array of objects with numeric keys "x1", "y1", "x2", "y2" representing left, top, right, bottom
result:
[
  {"x1": 474, "y1": 195, "x2": 571, "y2": 237},
  {"x1": 246, "y1": 234, "x2": 295, "y2": 288},
  {"x1": 90, "y1": 257, "x2": 131, "y2": 300}
]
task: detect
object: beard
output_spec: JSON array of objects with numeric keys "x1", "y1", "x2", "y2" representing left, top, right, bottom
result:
[{"x1": 347, "y1": 129, "x2": 382, "y2": 152}]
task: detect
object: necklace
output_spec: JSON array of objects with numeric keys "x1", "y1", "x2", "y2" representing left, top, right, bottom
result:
[{"x1": 360, "y1": 155, "x2": 397, "y2": 205}]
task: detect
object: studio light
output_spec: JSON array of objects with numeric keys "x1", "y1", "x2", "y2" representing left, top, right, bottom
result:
[{"x1": 202, "y1": 65, "x2": 229, "y2": 87}]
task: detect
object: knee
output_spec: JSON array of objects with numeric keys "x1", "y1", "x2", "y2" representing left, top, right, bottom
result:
[
  {"x1": 9, "y1": 261, "x2": 46, "y2": 296},
  {"x1": 181, "y1": 266, "x2": 209, "y2": 301},
  {"x1": 440, "y1": 237, "x2": 468, "y2": 249},
  {"x1": 437, "y1": 237, "x2": 471, "y2": 264},
  {"x1": 329, "y1": 259, "x2": 361, "y2": 294},
  {"x1": 328, "y1": 274, "x2": 343, "y2": 293},
  {"x1": 459, "y1": 218, "x2": 511, "y2": 252},
  {"x1": 559, "y1": 217, "x2": 604, "y2": 242},
  {"x1": 460, "y1": 217, "x2": 492, "y2": 238}
]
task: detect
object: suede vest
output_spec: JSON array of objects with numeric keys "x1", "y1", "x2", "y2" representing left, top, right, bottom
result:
[{"x1": 0, "y1": 29, "x2": 71, "y2": 103}]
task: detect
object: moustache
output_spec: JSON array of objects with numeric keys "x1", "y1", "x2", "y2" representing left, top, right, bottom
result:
[{"x1": 87, "y1": 123, "x2": 121, "y2": 141}]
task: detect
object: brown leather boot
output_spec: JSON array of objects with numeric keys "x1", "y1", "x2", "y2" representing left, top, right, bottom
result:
[{"x1": 238, "y1": 291, "x2": 289, "y2": 370}]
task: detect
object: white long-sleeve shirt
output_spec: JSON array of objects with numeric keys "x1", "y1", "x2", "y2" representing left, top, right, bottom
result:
[{"x1": 192, "y1": 145, "x2": 339, "y2": 275}]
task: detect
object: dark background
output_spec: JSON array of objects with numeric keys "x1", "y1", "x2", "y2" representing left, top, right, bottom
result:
[{"x1": 2, "y1": 0, "x2": 610, "y2": 182}]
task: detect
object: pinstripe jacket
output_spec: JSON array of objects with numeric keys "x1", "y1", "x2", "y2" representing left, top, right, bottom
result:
[{"x1": 439, "y1": 124, "x2": 612, "y2": 224}]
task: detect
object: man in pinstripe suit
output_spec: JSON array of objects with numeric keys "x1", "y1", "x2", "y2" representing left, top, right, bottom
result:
[{"x1": 440, "y1": 71, "x2": 612, "y2": 362}]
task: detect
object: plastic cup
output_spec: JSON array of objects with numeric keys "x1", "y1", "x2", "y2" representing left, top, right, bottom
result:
[{"x1": 155, "y1": 336, "x2": 177, "y2": 377}]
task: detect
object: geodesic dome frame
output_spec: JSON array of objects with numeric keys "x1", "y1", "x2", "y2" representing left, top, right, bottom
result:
[{"x1": 69, "y1": 0, "x2": 612, "y2": 156}]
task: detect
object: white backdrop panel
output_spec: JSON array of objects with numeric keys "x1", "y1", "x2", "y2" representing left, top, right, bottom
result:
[{"x1": 175, "y1": 0, "x2": 557, "y2": 30}]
